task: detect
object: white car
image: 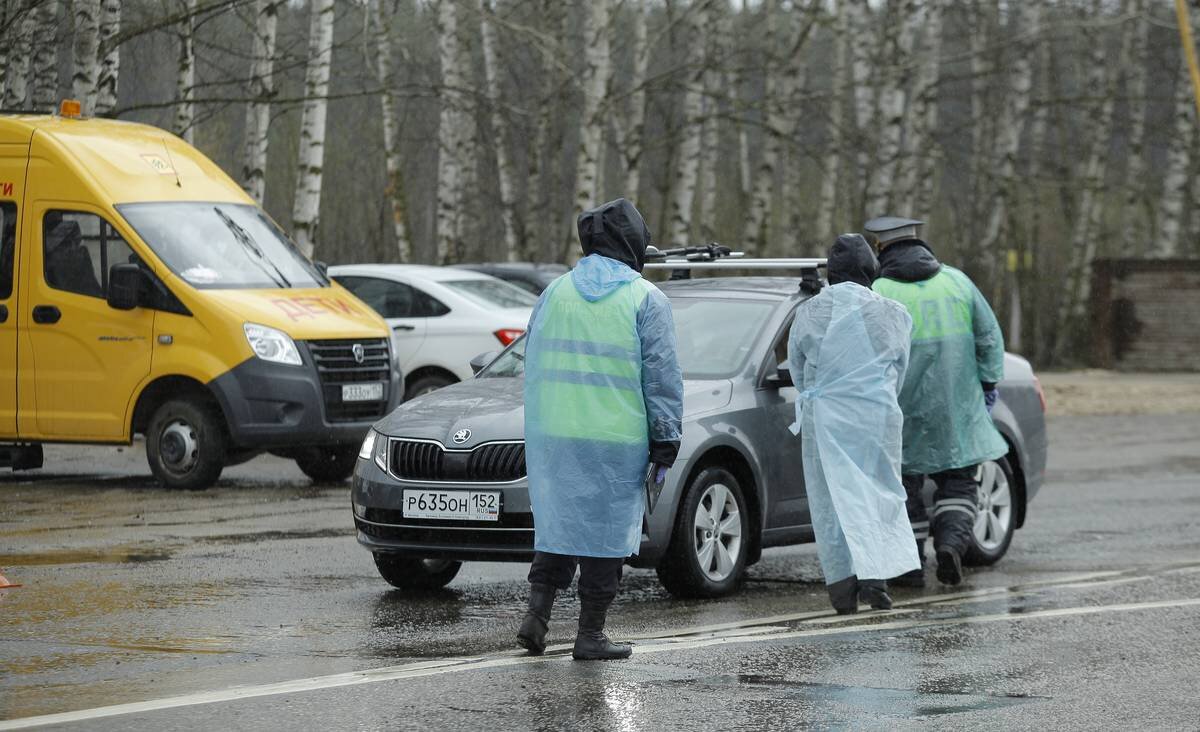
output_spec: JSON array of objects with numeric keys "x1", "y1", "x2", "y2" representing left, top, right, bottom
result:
[{"x1": 329, "y1": 264, "x2": 537, "y2": 400}]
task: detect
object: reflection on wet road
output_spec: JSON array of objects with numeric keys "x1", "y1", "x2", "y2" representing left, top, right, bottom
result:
[{"x1": 3, "y1": 414, "x2": 1200, "y2": 730}]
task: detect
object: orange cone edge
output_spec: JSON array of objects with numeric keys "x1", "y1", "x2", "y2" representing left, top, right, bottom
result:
[{"x1": 0, "y1": 569, "x2": 21, "y2": 589}]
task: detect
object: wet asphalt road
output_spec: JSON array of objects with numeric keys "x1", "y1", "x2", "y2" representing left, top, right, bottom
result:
[{"x1": 2, "y1": 413, "x2": 1199, "y2": 730}]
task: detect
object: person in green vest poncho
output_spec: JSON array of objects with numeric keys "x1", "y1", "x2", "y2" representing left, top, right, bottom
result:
[
  {"x1": 866, "y1": 216, "x2": 1008, "y2": 587},
  {"x1": 517, "y1": 198, "x2": 683, "y2": 660}
]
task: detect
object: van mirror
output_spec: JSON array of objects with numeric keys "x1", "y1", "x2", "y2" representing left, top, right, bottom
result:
[
  {"x1": 470, "y1": 351, "x2": 498, "y2": 376},
  {"x1": 314, "y1": 260, "x2": 329, "y2": 278},
  {"x1": 107, "y1": 263, "x2": 144, "y2": 310}
]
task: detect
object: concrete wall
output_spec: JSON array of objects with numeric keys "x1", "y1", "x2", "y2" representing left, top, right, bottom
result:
[{"x1": 1090, "y1": 259, "x2": 1200, "y2": 372}]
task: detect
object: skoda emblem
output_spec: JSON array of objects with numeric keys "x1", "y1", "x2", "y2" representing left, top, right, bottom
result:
[
  {"x1": 452, "y1": 429, "x2": 472, "y2": 444},
  {"x1": 351, "y1": 343, "x2": 365, "y2": 364}
]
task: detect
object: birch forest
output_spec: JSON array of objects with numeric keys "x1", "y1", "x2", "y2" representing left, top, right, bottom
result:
[{"x1": 0, "y1": 0, "x2": 1197, "y2": 366}]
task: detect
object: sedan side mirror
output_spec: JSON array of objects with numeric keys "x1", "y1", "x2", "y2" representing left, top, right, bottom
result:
[
  {"x1": 766, "y1": 361, "x2": 793, "y2": 388},
  {"x1": 470, "y1": 350, "x2": 498, "y2": 376},
  {"x1": 107, "y1": 263, "x2": 144, "y2": 311}
]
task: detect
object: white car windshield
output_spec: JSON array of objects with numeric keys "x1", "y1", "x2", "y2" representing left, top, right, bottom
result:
[
  {"x1": 443, "y1": 279, "x2": 538, "y2": 309},
  {"x1": 481, "y1": 297, "x2": 777, "y2": 380},
  {"x1": 117, "y1": 202, "x2": 326, "y2": 289}
]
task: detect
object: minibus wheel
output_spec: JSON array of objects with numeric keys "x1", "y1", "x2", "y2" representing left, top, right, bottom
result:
[
  {"x1": 294, "y1": 445, "x2": 358, "y2": 482},
  {"x1": 146, "y1": 398, "x2": 227, "y2": 490}
]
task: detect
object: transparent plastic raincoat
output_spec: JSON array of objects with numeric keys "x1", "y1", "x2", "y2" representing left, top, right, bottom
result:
[
  {"x1": 524, "y1": 201, "x2": 683, "y2": 558},
  {"x1": 787, "y1": 282, "x2": 922, "y2": 584},
  {"x1": 873, "y1": 265, "x2": 1008, "y2": 474}
]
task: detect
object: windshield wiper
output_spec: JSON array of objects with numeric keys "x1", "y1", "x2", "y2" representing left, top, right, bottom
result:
[{"x1": 213, "y1": 206, "x2": 292, "y2": 288}]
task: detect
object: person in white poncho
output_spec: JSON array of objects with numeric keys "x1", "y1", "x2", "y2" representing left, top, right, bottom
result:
[{"x1": 787, "y1": 234, "x2": 921, "y2": 613}]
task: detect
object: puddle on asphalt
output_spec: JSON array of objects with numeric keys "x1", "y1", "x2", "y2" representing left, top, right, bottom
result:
[
  {"x1": 198, "y1": 528, "x2": 351, "y2": 545},
  {"x1": 0, "y1": 545, "x2": 174, "y2": 567},
  {"x1": 679, "y1": 675, "x2": 1040, "y2": 718}
]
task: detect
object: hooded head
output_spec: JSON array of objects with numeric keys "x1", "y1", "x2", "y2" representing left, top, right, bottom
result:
[
  {"x1": 826, "y1": 233, "x2": 879, "y2": 288},
  {"x1": 577, "y1": 198, "x2": 651, "y2": 272}
]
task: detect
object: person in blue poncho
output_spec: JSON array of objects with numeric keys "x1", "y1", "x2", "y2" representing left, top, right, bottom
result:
[
  {"x1": 516, "y1": 198, "x2": 683, "y2": 660},
  {"x1": 787, "y1": 234, "x2": 921, "y2": 613},
  {"x1": 867, "y1": 216, "x2": 1008, "y2": 588}
]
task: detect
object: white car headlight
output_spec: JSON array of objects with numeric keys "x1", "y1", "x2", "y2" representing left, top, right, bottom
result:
[
  {"x1": 358, "y1": 429, "x2": 377, "y2": 460},
  {"x1": 244, "y1": 323, "x2": 302, "y2": 366}
]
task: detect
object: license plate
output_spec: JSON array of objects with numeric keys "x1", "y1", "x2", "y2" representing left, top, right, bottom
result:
[
  {"x1": 403, "y1": 490, "x2": 500, "y2": 522},
  {"x1": 342, "y1": 383, "x2": 384, "y2": 402}
]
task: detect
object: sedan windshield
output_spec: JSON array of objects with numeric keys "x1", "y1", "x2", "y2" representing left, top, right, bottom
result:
[
  {"x1": 481, "y1": 297, "x2": 777, "y2": 380},
  {"x1": 443, "y1": 279, "x2": 538, "y2": 309},
  {"x1": 117, "y1": 202, "x2": 326, "y2": 289}
]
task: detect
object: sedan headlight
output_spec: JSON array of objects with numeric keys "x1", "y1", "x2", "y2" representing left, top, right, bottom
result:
[
  {"x1": 244, "y1": 323, "x2": 302, "y2": 366},
  {"x1": 358, "y1": 429, "x2": 377, "y2": 460},
  {"x1": 373, "y1": 431, "x2": 389, "y2": 472}
]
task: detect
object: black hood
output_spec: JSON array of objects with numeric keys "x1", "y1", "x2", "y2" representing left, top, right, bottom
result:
[
  {"x1": 577, "y1": 198, "x2": 650, "y2": 272},
  {"x1": 827, "y1": 233, "x2": 878, "y2": 288},
  {"x1": 877, "y1": 239, "x2": 942, "y2": 282}
]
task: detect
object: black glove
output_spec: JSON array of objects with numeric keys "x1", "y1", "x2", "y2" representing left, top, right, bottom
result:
[{"x1": 649, "y1": 440, "x2": 679, "y2": 468}]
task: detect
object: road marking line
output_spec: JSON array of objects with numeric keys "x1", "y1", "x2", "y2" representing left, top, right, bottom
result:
[{"x1": 3, "y1": 596, "x2": 1198, "y2": 730}]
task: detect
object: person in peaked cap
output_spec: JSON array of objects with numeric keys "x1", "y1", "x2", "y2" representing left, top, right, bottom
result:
[
  {"x1": 865, "y1": 216, "x2": 1008, "y2": 587},
  {"x1": 786, "y1": 234, "x2": 920, "y2": 613},
  {"x1": 517, "y1": 198, "x2": 683, "y2": 660}
]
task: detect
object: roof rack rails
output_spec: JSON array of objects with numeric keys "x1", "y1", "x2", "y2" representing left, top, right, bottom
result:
[{"x1": 644, "y1": 243, "x2": 827, "y2": 293}]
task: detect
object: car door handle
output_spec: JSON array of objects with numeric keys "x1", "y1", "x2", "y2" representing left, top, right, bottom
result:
[
  {"x1": 0, "y1": 304, "x2": 7, "y2": 323},
  {"x1": 392, "y1": 324, "x2": 415, "y2": 332},
  {"x1": 32, "y1": 305, "x2": 62, "y2": 324}
]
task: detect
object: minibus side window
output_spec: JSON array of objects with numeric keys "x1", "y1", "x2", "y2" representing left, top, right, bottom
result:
[
  {"x1": 0, "y1": 203, "x2": 14, "y2": 300},
  {"x1": 43, "y1": 211, "x2": 137, "y2": 299}
]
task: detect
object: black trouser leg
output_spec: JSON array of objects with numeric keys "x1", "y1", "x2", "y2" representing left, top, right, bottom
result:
[
  {"x1": 902, "y1": 473, "x2": 930, "y2": 562},
  {"x1": 577, "y1": 557, "x2": 624, "y2": 606},
  {"x1": 930, "y1": 466, "x2": 979, "y2": 555},
  {"x1": 527, "y1": 551, "x2": 579, "y2": 591}
]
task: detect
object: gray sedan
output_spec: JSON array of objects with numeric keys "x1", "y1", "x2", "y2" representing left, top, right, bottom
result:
[{"x1": 350, "y1": 276, "x2": 1048, "y2": 597}]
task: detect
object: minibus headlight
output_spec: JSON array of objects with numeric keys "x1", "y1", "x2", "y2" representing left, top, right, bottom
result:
[
  {"x1": 358, "y1": 429, "x2": 377, "y2": 460},
  {"x1": 244, "y1": 323, "x2": 302, "y2": 366}
]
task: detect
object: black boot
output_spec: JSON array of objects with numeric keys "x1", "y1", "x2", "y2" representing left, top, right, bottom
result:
[
  {"x1": 517, "y1": 583, "x2": 556, "y2": 655},
  {"x1": 827, "y1": 576, "x2": 859, "y2": 615},
  {"x1": 890, "y1": 540, "x2": 927, "y2": 588},
  {"x1": 572, "y1": 602, "x2": 632, "y2": 660},
  {"x1": 858, "y1": 579, "x2": 892, "y2": 610},
  {"x1": 935, "y1": 546, "x2": 963, "y2": 586}
]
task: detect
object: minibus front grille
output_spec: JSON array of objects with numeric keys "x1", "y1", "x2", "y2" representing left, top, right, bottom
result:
[
  {"x1": 307, "y1": 338, "x2": 391, "y2": 423},
  {"x1": 388, "y1": 439, "x2": 526, "y2": 483}
]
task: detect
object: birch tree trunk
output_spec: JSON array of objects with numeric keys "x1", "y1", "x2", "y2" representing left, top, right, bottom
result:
[
  {"x1": 977, "y1": 1, "x2": 1038, "y2": 258},
  {"x1": 2, "y1": 13, "x2": 34, "y2": 109},
  {"x1": 869, "y1": 0, "x2": 919, "y2": 216},
  {"x1": 173, "y1": 0, "x2": 197, "y2": 144},
  {"x1": 814, "y1": 0, "x2": 846, "y2": 243},
  {"x1": 614, "y1": 1, "x2": 649, "y2": 202},
  {"x1": 741, "y1": 0, "x2": 778, "y2": 254},
  {"x1": 1121, "y1": 0, "x2": 1149, "y2": 250},
  {"x1": 480, "y1": 0, "x2": 519, "y2": 262},
  {"x1": 697, "y1": 3, "x2": 729, "y2": 240},
  {"x1": 31, "y1": 1, "x2": 60, "y2": 111},
  {"x1": 370, "y1": 0, "x2": 412, "y2": 262},
  {"x1": 435, "y1": 0, "x2": 467, "y2": 264},
  {"x1": 899, "y1": 0, "x2": 944, "y2": 216},
  {"x1": 290, "y1": 0, "x2": 335, "y2": 258},
  {"x1": 95, "y1": 0, "x2": 120, "y2": 114},
  {"x1": 667, "y1": 0, "x2": 710, "y2": 247},
  {"x1": 567, "y1": 0, "x2": 613, "y2": 256},
  {"x1": 847, "y1": 0, "x2": 878, "y2": 217},
  {"x1": 1157, "y1": 66, "x2": 1193, "y2": 257},
  {"x1": 72, "y1": 0, "x2": 100, "y2": 114},
  {"x1": 1052, "y1": 0, "x2": 1132, "y2": 362},
  {"x1": 242, "y1": 0, "x2": 281, "y2": 204}
]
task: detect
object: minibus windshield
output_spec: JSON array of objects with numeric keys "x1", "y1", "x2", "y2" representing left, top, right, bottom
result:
[{"x1": 117, "y1": 202, "x2": 327, "y2": 289}]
